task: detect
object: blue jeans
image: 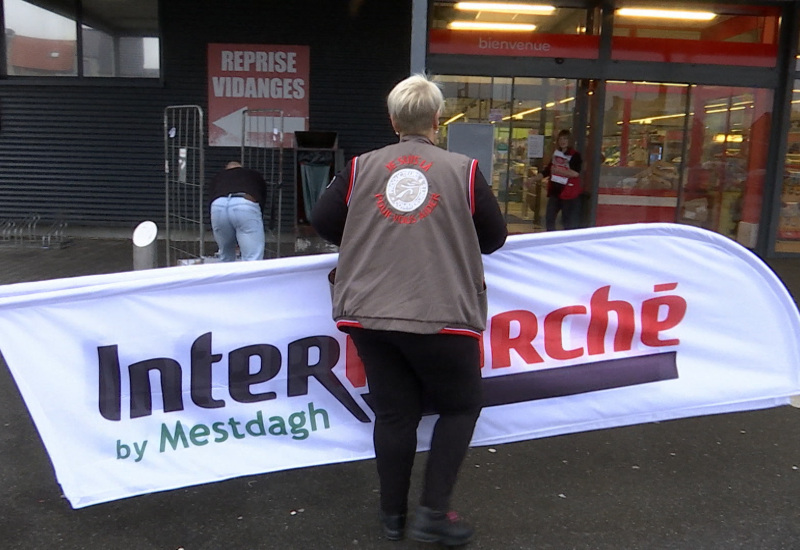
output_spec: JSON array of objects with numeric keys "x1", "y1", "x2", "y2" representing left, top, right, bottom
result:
[{"x1": 210, "y1": 196, "x2": 265, "y2": 261}]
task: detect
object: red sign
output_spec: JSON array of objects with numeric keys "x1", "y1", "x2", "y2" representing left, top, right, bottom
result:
[
  {"x1": 611, "y1": 37, "x2": 777, "y2": 68},
  {"x1": 428, "y1": 29, "x2": 599, "y2": 59},
  {"x1": 207, "y1": 44, "x2": 310, "y2": 147}
]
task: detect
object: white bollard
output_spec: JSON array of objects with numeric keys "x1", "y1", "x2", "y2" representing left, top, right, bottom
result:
[{"x1": 132, "y1": 221, "x2": 158, "y2": 270}]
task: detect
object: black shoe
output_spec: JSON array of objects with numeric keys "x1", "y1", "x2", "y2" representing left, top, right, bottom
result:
[
  {"x1": 380, "y1": 511, "x2": 406, "y2": 541},
  {"x1": 409, "y1": 506, "x2": 474, "y2": 546}
]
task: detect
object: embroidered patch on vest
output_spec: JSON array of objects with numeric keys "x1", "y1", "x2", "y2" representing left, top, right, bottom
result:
[{"x1": 385, "y1": 169, "x2": 429, "y2": 212}]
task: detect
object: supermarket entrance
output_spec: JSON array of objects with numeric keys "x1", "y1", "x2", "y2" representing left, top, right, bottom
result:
[{"x1": 598, "y1": 81, "x2": 773, "y2": 248}]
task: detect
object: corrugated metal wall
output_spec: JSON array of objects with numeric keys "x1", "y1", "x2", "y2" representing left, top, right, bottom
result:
[{"x1": 0, "y1": 0, "x2": 411, "y2": 231}]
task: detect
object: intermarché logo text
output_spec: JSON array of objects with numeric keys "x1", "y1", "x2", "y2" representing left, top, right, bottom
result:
[{"x1": 97, "y1": 283, "x2": 685, "y2": 423}]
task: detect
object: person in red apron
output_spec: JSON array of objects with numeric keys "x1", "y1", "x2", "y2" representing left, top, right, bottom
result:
[{"x1": 543, "y1": 129, "x2": 583, "y2": 231}]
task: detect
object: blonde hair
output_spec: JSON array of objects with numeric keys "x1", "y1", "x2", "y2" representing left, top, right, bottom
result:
[{"x1": 387, "y1": 73, "x2": 445, "y2": 135}]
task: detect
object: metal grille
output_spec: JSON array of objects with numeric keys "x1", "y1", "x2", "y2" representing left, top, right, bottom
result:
[
  {"x1": 241, "y1": 109, "x2": 284, "y2": 258},
  {"x1": 164, "y1": 105, "x2": 205, "y2": 266}
]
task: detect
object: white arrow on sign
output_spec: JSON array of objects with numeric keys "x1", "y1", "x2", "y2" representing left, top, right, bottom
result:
[
  {"x1": 212, "y1": 108, "x2": 308, "y2": 147},
  {"x1": 212, "y1": 107, "x2": 248, "y2": 139}
]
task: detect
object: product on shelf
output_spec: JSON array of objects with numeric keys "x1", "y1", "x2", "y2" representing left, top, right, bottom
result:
[{"x1": 633, "y1": 160, "x2": 679, "y2": 190}]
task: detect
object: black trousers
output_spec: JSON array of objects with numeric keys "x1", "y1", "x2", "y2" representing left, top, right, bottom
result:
[
  {"x1": 348, "y1": 328, "x2": 483, "y2": 515},
  {"x1": 546, "y1": 195, "x2": 581, "y2": 231}
]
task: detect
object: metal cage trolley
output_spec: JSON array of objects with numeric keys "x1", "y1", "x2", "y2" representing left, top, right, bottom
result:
[
  {"x1": 241, "y1": 108, "x2": 284, "y2": 259},
  {"x1": 164, "y1": 105, "x2": 205, "y2": 266}
]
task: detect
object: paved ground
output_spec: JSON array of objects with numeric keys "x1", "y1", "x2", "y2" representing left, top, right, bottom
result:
[{"x1": 0, "y1": 235, "x2": 799, "y2": 550}]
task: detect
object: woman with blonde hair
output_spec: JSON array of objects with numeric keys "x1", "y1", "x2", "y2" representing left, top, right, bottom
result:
[{"x1": 312, "y1": 73, "x2": 507, "y2": 546}]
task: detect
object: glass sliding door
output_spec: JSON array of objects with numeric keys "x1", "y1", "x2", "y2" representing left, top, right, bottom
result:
[
  {"x1": 598, "y1": 81, "x2": 690, "y2": 226},
  {"x1": 682, "y1": 86, "x2": 772, "y2": 247},
  {"x1": 434, "y1": 75, "x2": 514, "y2": 221},
  {"x1": 777, "y1": 82, "x2": 800, "y2": 253},
  {"x1": 505, "y1": 78, "x2": 578, "y2": 232},
  {"x1": 434, "y1": 76, "x2": 772, "y2": 245},
  {"x1": 598, "y1": 81, "x2": 772, "y2": 248},
  {"x1": 435, "y1": 75, "x2": 580, "y2": 233}
]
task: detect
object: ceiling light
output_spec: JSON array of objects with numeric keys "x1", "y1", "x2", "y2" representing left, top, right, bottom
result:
[
  {"x1": 706, "y1": 106, "x2": 746, "y2": 114},
  {"x1": 443, "y1": 112, "x2": 466, "y2": 125},
  {"x1": 454, "y1": 2, "x2": 555, "y2": 15},
  {"x1": 448, "y1": 21, "x2": 536, "y2": 31},
  {"x1": 617, "y1": 8, "x2": 716, "y2": 21},
  {"x1": 504, "y1": 106, "x2": 543, "y2": 120},
  {"x1": 714, "y1": 134, "x2": 743, "y2": 143},
  {"x1": 632, "y1": 81, "x2": 689, "y2": 87},
  {"x1": 622, "y1": 112, "x2": 692, "y2": 124}
]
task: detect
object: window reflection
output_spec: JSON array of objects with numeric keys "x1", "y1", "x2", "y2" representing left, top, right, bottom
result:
[
  {"x1": 81, "y1": 0, "x2": 159, "y2": 77},
  {"x1": 4, "y1": 0, "x2": 78, "y2": 76},
  {"x1": 3, "y1": 0, "x2": 160, "y2": 78},
  {"x1": 82, "y1": 25, "x2": 114, "y2": 77}
]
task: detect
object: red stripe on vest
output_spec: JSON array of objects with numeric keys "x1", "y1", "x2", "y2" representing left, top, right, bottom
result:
[
  {"x1": 336, "y1": 319, "x2": 363, "y2": 330},
  {"x1": 468, "y1": 159, "x2": 478, "y2": 215},
  {"x1": 440, "y1": 327, "x2": 482, "y2": 339},
  {"x1": 345, "y1": 157, "x2": 359, "y2": 205}
]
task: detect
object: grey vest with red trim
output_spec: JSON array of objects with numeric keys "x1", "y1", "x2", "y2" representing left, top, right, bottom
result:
[{"x1": 332, "y1": 135, "x2": 488, "y2": 334}]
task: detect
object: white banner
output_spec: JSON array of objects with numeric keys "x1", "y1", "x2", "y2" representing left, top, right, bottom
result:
[{"x1": 0, "y1": 224, "x2": 798, "y2": 508}]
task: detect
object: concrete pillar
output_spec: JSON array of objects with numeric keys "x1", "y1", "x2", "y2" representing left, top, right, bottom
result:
[{"x1": 133, "y1": 221, "x2": 158, "y2": 270}]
